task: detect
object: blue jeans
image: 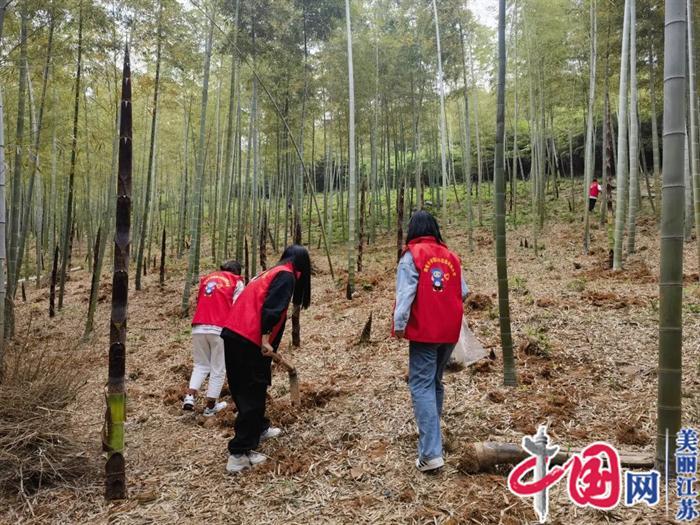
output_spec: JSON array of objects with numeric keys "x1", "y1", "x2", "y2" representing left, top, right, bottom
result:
[{"x1": 408, "y1": 341, "x2": 455, "y2": 461}]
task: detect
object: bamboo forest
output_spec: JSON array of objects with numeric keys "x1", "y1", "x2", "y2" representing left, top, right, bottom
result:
[{"x1": 2, "y1": 0, "x2": 700, "y2": 522}]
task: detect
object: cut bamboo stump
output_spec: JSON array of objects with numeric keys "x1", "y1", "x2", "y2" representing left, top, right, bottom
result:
[{"x1": 458, "y1": 442, "x2": 655, "y2": 474}]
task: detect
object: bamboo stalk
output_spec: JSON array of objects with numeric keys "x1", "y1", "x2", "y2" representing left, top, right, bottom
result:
[
  {"x1": 104, "y1": 43, "x2": 132, "y2": 501},
  {"x1": 655, "y1": 0, "x2": 686, "y2": 475}
]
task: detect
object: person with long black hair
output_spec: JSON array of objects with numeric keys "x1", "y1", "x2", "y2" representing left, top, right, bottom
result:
[
  {"x1": 393, "y1": 211, "x2": 468, "y2": 472},
  {"x1": 220, "y1": 245, "x2": 312, "y2": 474}
]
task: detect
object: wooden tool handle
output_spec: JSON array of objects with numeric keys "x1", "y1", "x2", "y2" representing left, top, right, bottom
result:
[{"x1": 269, "y1": 351, "x2": 297, "y2": 374}]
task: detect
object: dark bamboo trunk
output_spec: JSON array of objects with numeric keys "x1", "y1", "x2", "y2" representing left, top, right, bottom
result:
[
  {"x1": 159, "y1": 227, "x2": 166, "y2": 286},
  {"x1": 49, "y1": 245, "x2": 58, "y2": 318},
  {"x1": 292, "y1": 304, "x2": 301, "y2": 347},
  {"x1": 396, "y1": 176, "x2": 405, "y2": 263},
  {"x1": 259, "y1": 208, "x2": 267, "y2": 271},
  {"x1": 104, "y1": 44, "x2": 132, "y2": 501},
  {"x1": 357, "y1": 176, "x2": 366, "y2": 273},
  {"x1": 244, "y1": 237, "x2": 249, "y2": 283},
  {"x1": 84, "y1": 227, "x2": 102, "y2": 337}
]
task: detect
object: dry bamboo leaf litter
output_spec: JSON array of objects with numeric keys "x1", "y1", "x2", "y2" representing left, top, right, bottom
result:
[{"x1": 2, "y1": 218, "x2": 699, "y2": 524}]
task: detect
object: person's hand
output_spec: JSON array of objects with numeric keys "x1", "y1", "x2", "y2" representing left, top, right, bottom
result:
[
  {"x1": 261, "y1": 343, "x2": 274, "y2": 357},
  {"x1": 395, "y1": 329, "x2": 405, "y2": 339},
  {"x1": 261, "y1": 334, "x2": 274, "y2": 357}
]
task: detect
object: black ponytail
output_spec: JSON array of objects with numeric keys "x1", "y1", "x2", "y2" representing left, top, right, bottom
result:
[{"x1": 278, "y1": 244, "x2": 311, "y2": 309}]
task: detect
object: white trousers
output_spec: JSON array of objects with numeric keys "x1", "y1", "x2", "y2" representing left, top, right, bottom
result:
[{"x1": 189, "y1": 334, "x2": 226, "y2": 399}]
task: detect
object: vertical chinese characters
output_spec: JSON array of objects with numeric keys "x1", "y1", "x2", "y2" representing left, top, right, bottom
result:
[{"x1": 676, "y1": 428, "x2": 699, "y2": 522}]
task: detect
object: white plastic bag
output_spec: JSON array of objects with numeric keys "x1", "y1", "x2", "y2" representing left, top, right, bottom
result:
[{"x1": 449, "y1": 317, "x2": 488, "y2": 367}]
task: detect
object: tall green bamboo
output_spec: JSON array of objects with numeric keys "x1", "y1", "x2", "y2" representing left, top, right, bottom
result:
[
  {"x1": 582, "y1": 0, "x2": 597, "y2": 255},
  {"x1": 432, "y1": 0, "x2": 448, "y2": 213},
  {"x1": 494, "y1": 0, "x2": 516, "y2": 387},
  {"x1": 219, "y1": 0, "x2": 240, "y2": 259},
  {"x1": 510, "y1": 3, "x2": 519, "y2": 227},
  {"x1": 177, "y1": 98, "x2": 190, "y2": 258},
  {"x1": 18, "y1": 10, "x2": 54, "y2": 290},
  {"x1": 612, "y1": 0, "x2": 631, "y2": 270},
  {"x1": 468, "y1": 34, "x2": 483, "y2": 226},
  {"x1": 181, "y1": 8, "x2": 214, "y2": 317},
  {"x1": 85, "y1": 87, "x2": 121, "y2": 338},
  {"x1": 684, "y1": 127, "x2": 693, "y2": 241},
  {"x1": 104, "y1": 43, "x2": 132, "y2": 501},
  {"x1": 6, "y1": 8, "x2": 27, "y2": 338},
  {"x1": 0, "y1": 88, "x2": 6, "y2": 377},
  {"x1": 371, "y1": 41, "x2": 380, "y2": 238},
  {"x1": 656, "y1": 0, "x2": 686, "y2": 475},
  {"x1": 649, "y1": 45, "x2": 662, "y2": 215},
  {"x1": 251, "y1": 76, "x2": 259, "y2": 276},
  {"x1": 58, "y1": 6, "x2": 83, "y2": 308},
  {"x1": 345, "y1": 0, "x2": 356, "y2": 299},
  {"x1": 688, "y1": 0, "x2": 700, "y2": 268},
  {"x1": 459, "y1": 24, "x2": 473, "y2": 251},
  {"x1": 626, "y1": 0, "x2": 640, "y2": 254},
  {"x1": 48, "y1": 99, "x2": 57, "y2": 261},
  {"x1": 136, "y1": 0, "x2": 163, "y2": 290},
  {"x1": 600, "y1": 39, "x2": 611, "y2": 226}
]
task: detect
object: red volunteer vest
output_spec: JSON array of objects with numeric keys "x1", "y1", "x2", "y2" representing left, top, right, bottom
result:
[
  {"x1": 192, "y1": 271, "x2": 243, "y2": 328},
  {"x1": 589, "y1": 182, "x2": 600, "y2": 198},
  {"x1": 222, "y1": 262, "x2": 295, "y2": 346},
  {"x1": 400, "y1": 236, "x2": 463, "y2": 344}
]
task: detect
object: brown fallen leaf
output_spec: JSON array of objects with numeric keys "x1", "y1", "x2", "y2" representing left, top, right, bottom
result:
[
  {"x1": 135, "y1": 490, "x2": 158, "y2": 504},
  {"x1": 350, "y1": 466, "x2": 364, "y2": 480}
]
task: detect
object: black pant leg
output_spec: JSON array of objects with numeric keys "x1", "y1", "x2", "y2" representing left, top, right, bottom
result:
[
  {"x1": 228, "y1": 383, "x2": 268, "y2": 454},
  {"x1": 222, "y1": 332, "x2": 273, "y2": 455}
]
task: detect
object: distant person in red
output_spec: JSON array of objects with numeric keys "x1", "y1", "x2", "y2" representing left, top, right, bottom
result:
[
  {"x1": 182, "y1": 261, "x2": 244, "y2": 416},
  {"x1": 589, "y1": 177, "x2": 603, "y2": 212},
  {"x1": 220, "y1": 245, "x2": 311, "y2": 474}
]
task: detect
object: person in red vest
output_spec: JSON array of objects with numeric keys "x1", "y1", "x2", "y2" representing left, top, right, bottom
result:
[
  {"x1": 182, "y1": 261, "x2": 244, "y2": 416},
  {"x1": 220, "y1": 245, "x2": 311, "y2": 474},
  {"x1": 393, "y1": 211, "x2": 469, "y2": 472},
  {"x1": 589, "y1": 177, "x2": 602, "y2": 212}
]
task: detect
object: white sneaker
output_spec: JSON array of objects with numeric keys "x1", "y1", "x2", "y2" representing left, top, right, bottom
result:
[
  {"x1": 260, "y1": 427, "x2": 282, "y2": 441},
  {"x1": 203, "y1": 401, "x2": 228, "y2": 417},
  {"x1": 416, "y1": 456, "x2": 444, "y2": 472},
  {"x1": 247, "y1": 451, "x2": 267, "y2": 466},
  {"x1": 226, "y1": 454, "x2": 251, "y2": 474},
  {"x1": 182, "y1": 394, "x2": 195, "y2": 411}
]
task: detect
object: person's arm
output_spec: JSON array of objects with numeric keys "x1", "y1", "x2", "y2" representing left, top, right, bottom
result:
[
  {"x1": 461, "y1": 273, "x2": 469, "y2": 302},
  {"x1": 260, "y1": 271, "x2": 295, "y2": 350},
  {"x1": 232, "y1": 279, "x2": 244, "y2": 304},
  {"x1": 393, "y1": 252, "x2": 419, "y2": 337}
]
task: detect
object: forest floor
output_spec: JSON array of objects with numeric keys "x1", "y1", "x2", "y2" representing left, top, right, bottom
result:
[{"x1": 2, "y1": 198, "x2": 700, "y2": 524}]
